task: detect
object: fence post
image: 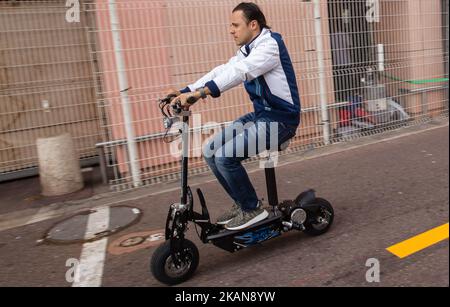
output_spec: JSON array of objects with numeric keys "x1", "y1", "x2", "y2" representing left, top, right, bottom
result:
[
  {"x1": 313, "y1": 0, "x2": 331, "y2": 145},
  {"x1": 108, "y1": 0, "x2": 141, "y2": 187}
]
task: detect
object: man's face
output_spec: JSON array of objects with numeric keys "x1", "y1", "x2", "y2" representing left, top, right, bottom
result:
[{"x1": 229, "y1": 10, "x2": 258, "y2": 46}]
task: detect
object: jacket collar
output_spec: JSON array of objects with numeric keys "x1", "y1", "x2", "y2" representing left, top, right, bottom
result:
[{"x1": 240, "y1": 27, "x2": 270, "y2": 57}]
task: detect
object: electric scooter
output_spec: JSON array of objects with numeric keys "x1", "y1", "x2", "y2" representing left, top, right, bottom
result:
[{"x1": 150, "y1": 96, "x2": 334, "y2": 285}]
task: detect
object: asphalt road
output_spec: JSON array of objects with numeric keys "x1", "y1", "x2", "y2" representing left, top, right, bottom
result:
[{"x1": 0, "y1": 125, "x2": 448, "y2": 287}]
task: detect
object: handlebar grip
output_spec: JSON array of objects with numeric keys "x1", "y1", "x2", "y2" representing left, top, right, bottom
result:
[
  {"x1": 160, "y1": 94, "x2": 177, "y2": 104},
  {"x1": 167, "y1": 93, "x2": 177, "y2": 99},
  {"x1": 186, "y1": 96, "x2": 197, "y2": 105}
]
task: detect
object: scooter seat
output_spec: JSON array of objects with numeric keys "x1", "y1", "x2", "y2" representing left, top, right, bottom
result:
[
  {"x1": 263, "y1": 140, "x2": 291, "y2": 165},
  {"x1": 266, "y1": 140, "x2": 291, "y2": 153},
  {"x1": 278, "y1": 139, "x2": 291, "y2": 152}
]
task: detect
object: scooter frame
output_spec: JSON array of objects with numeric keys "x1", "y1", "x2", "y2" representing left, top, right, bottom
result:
[{"x1": 151, "y1": 97, "x2": 334, "y2": 284}]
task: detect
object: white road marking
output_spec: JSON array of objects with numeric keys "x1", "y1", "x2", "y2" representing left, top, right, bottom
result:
[{"x1": 72, "y1": 207, "x2": 109, "y2": 287}]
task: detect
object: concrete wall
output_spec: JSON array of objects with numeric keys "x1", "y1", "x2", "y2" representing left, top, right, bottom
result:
[{"x1": 0, "y1": 1, "x2": 100, "y2": 173}]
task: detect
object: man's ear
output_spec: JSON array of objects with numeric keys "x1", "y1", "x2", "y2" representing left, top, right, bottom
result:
[{"x1": 250, "y1": 20, "x2": 258, "y2": 30}]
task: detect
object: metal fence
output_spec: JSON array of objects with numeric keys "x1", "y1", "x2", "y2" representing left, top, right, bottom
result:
[
  {"x1": 0, "y1": 0, "x2": 101, "y2": 180},
  {"x1": 0, "y1": 0, "x2": 448, "y2": 190}
]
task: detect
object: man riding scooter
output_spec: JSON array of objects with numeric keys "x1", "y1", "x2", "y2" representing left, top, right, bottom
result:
[{"x1": 167, "y1": 2, "x2": 300, "y2": 231}]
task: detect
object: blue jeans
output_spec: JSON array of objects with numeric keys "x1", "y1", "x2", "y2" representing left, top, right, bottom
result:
[{"x1": 203, "y1": 113, "x2": 297, "y2": 211}]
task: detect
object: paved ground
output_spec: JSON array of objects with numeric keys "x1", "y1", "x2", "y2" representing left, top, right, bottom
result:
[{"x1": 0, "y1": 121, "x2": 448, "y2": 287}]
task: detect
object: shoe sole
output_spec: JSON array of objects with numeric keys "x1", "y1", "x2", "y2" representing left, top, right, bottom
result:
[
  {"x1": 224, "y1": 210, "x2": 269, "y2": 231},
  {"x1": 216, "y1": 218, "x2": 233, "y2": 225}
]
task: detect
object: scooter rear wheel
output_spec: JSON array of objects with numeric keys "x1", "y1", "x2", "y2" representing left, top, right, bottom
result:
[
  {"x1": 150, "y1": 239, "x2": 199, "y2": 285},
  {"x1": 303, "y1": 198, "x2": 334, "y2": 236}
]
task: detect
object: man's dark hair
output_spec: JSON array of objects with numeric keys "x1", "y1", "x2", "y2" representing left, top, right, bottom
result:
[{"x1": 233, "y1": 2, "x2": 271, "y2": 29}]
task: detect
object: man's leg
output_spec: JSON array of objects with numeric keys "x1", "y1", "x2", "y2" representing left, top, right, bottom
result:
[
  {"x1": 202, "y1": 113, "x2": 255, "y2": 204},
  {"x1": 212, "y1": 121, "x2": 271, "y2": 230},
  {"x1": 213, "y1": 120, "x2": 268, "y2": 211},
  {"x1": 213, "y1": 119, "x2": 298, "y2": 230}
]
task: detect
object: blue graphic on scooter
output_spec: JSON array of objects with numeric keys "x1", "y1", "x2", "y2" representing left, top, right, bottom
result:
[{"x1": 234, "y1": 226, "x2": 281, "y2": 246}]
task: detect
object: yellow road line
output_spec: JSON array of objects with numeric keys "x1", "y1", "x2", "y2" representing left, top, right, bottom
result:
[{"x1": 387, "y1": 223, "x2": 449, "y2": 259}]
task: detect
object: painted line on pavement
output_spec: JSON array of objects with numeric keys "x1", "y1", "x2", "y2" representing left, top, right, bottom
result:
[
  {"x1": 72, "y1": 207, "x2": 109, "y2": 287},
  {"x1": 387, "y1": 223, "x2": 449, "y2": 259}
]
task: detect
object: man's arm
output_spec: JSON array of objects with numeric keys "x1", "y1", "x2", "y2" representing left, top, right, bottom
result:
[
  {"x1": 180, "y1": 55, "x2": 239, "y2": 93},
  {"x1": 171, "y1": 39, "x2": 279, "y2": 109}
]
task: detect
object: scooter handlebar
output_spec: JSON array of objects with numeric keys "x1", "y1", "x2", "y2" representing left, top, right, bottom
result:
[
  {"x1": 159, "y1": 93, "x2": 177, "y2": 104},
  {"x1": 159, "y1": 93, "x2": 195, "y2": 116}
]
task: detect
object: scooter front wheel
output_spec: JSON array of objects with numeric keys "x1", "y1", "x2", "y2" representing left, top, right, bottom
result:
[{"x1": 150, "y1": 239, "x2": 199, "y2": 285}]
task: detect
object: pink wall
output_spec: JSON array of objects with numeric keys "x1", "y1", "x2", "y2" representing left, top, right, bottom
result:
[
  {"x1": 95, "y1": 0, "x2": 175, "y2": 176},
  {"x1": 95, "y1": 0, "x2": 447, "y2": 183},
  {"x1": 376, "y1": 0, "x2": 447, "y2": 115},
  {"x1": 94, "y1": 0, "x2": 336, "y2": 181}
]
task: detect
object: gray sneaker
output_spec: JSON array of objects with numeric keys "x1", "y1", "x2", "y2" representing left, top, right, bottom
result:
[
  {"x1": 225, "y1": 207, "x2": 269, "y2": 231},
  {"x1": 216, "y1": 203, "x2": 241, "y2": 225}
]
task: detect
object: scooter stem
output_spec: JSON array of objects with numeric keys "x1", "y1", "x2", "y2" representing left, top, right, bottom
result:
[{"x1": 181, "y1": 115, "x2": 190, "y2": 205}]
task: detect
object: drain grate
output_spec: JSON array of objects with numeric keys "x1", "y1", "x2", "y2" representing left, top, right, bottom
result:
[{"x1": 43, "y1": 206, "x2": 142, "y2": 244}]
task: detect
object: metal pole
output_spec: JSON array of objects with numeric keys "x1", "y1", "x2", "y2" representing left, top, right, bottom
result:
[
  {"x1": 96, "y1": 146, "x2": 108, "y2": 185},
  {"x1": 108, "y1": 0, "x2": 141, "y2": 187},
  {"x1": 264, "y1": 167, "x2": 279, "y2": 208},
  {"x1": 377, "y1": 44, "x2": 385, "y2": 72},
  {"x1": 313, "y1": 0, "x2": 330, "y2": 145}
]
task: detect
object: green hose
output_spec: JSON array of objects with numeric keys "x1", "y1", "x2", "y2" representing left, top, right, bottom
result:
[{"x1": 381, "y1": 72, "x2": 449, "y2": 85}]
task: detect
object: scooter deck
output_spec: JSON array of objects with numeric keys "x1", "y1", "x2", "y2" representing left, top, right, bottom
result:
[{"x1": 206, "y1": 210, "x2": 283, "y2": 241}]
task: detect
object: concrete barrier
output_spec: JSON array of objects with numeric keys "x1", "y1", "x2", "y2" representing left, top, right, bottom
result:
[{"x1": 37, "y1": 133, "x2": 84, "y2": 196}]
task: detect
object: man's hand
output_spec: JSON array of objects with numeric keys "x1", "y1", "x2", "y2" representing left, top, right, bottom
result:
[
  {"x1": 169, "y1": 87, "x2": 211, "y2": 110},
  {"x1": 165, "y1": 88, "x2": 181, "y2": 100},
  {"x1": 171, "y1": 92, "x2": 201, "y2": 110}
]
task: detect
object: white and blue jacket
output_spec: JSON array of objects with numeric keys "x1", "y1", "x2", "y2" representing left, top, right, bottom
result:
[{"x1": 181, "y1": 28, "x2": 301, "y2": 126}]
